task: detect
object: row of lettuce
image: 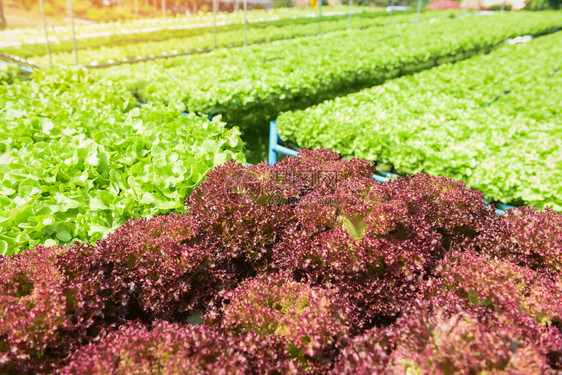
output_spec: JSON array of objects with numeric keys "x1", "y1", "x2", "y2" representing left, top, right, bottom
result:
[
  {"x1": 1, "y1": 150, "x2": 561, "y2": 373},
  {"x1": 30, "y1": 10, "x2": 446, "y2": 68},
  {"x1": 277, "y1": 31, "x2": 562, "y2": 211},
  {"x1": 0, "y1": 7, "x2": 390, "y2": 59},
  {"x1": 0, "y1": 69, "x2": 245, "y2": 255},
  {"x1": 94, "y1": 11, "x2": 562, "y2": 135}
]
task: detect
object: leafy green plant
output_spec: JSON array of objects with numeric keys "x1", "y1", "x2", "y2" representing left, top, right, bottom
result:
[
  {"x1": 0, "y1": 68, "x2": 245, "y2": 255},
  {"x1": 0, "y1": 62, "x2": 18, "y2": 84},
  {"x1": 277, "y1": 32, "x2": 562, "y2": 211},
  {"x1": 525, "y1": 0, "x2": 561, "y2": 9}
]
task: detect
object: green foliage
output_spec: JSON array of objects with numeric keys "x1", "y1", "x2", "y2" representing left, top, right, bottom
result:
[
  {"x1": 0, "y1": 68, "x2": 245, "y2": 255},
  {"x1": 30, "y1": 10, "x2": 440, "y2": 67},
  {"x1": 94, "y1": 11, "x2": 562, "y2": 138},
  {"x1": 525, "y1": 0, "x2": 561, "y2": 9},
  {"x1": 0, "y1": 62, "x2": 18, "y2": 84},
  {"x1": 276, "y1": 32, "x2": 562, "y2": 211},
  {"x1": 0, "y1": 6, "x2": 388, "y2": 58}
]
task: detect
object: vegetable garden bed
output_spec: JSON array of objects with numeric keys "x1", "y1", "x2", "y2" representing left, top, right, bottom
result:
[
  {"x1": 1, "y1": 148, "x2": 561, "y2": 374},
  {"x1": 0, "y1": 69, "x2": 245, "y2": 255},
  {"x1": 30, "y1": 10, "x2": 445, "y2": 68},
  {"x1": 93, "y1": 11, "x2": 562, "y2": 162},
  {"x1": 0, "y1": 6, "x2": 384, "y2": 57},
  {"x1": 276, "y1": 31, "x2": 562, "y2": 211},
  {"x1": 1, "y1": 9, "x2": 561, "y2": 375}
]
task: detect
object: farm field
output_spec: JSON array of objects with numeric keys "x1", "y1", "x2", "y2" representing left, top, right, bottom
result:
[
  {"x1": 30, "y1": 10, "x2": 446, "y2": 67},
  {"x1": 92, "y1": 10, "x2": 561, "y2": 161},
  {"x1": 0, "y1": 5, "x2": 381, "y2": 47},
  {"x1": 1, "y1": 5, "x2": 561, "y2": 374}
]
